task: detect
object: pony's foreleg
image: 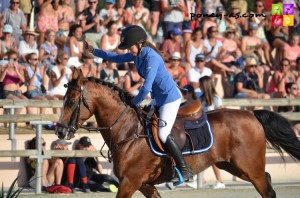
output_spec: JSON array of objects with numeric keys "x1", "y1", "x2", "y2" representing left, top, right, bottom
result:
[
  {"x1": 265, "y1": 172, "x2": 276, "y2": 198},
  {"x1": 117, "y1": 176, "x2": 142, "y2": 198},
  {"x1": 139, "y1": 184, "x2": 161, "y2": 198}
]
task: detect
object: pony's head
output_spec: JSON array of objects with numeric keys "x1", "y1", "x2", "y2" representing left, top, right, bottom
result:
[{"x1": 56, "y1": 68, "x2": 93, "y2": 140}]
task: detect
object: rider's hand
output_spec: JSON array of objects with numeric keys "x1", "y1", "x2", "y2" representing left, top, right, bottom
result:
[{"x1": 84, "y1": 41, "x2": 94, "y2": 54}]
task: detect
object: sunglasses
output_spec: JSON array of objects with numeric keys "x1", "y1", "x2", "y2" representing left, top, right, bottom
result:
[
  {"x1": 42, "y1": 143, "x2": 46, "y2": 146},
  {"x1": 31, "y1": 58, "x2": 38, "y2": 61},
  {"x1": 196, "y1": 59, "x2": 205, "y2": 62},
  {"x1": 172, "y1": 59, "x2": 180, "y2": 62},
  {"x1": 88, "y1": 1, "x2": 97, "y2": 4},
  {"x1": 248, "y1": 65, "x2": 257, "y2": 67},
  {"x1": 227, "y1": 31, "x2": 235, "y2": 34},
  {"x1": 11, "y1": 1, "x2": 20, "y2": 4},
  {"x1": 211, "y1": 30, "x2": 218, "y2": 33},
  {"x1": 63, "y1": 57, "x2": 69, "y2": 60}
]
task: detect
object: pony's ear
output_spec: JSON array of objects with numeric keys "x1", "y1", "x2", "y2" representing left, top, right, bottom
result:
[{"x1": 72, "y1": 67, "x2": 79, "y2": 79}]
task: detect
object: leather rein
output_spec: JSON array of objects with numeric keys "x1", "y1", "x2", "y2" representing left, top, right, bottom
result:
[{"x1": 59, "y1": 83, "x2": 149, "y2": 162}]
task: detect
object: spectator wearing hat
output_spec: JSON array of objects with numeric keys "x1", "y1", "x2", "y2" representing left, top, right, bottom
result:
[
  {"x1": 48, "y1": 52, "x2": 73, "y2": 100},
  {"x1": 234, "y1": 57, "x2": 271, "y2": 101},
  {"x1": 225, "y1": 4, "x2": 247, "y2": 39},
  {"x1": 78, "y1": 52, "x2": 97, "y2": 78},
  {"x1": 227, "y1": 0, "x2": 247, "y2": 15},
  {"x1": 2, "y1": 0, "x2": 27, "y2": 46},
  {"x1": 161, "y1": 0, "x2": 184, "y2": 36},
  {"x1": 80, "y1": 0, "x2": 101, "y2": 48},
  {"x1": 160, "y1": 27, "x2": 182, "y2": 62},
  {"x1": 167, "y1": 52, "x2": 187, "y2": 87},
  {"x1": 215, "y1": 6, "x2": 227, "y2": 40},
  {"x1": 187, "y1": 53, "x2": 212, "y2": 94},
  {"x1": 0, "y1": 24, "x2": 17, "y2": 54},
  {"x1": 19, "y1": 29, "x2": 39, "y2": 63},
  {"x1": 99, "y1": 0, "x2": 118, "y2": 35},
  {"x1": 203, "y1": 0, "x2": 222, "y2": 15},
  {"x1": 185, "y1": 28, "x2": 204, "y2": 70}
]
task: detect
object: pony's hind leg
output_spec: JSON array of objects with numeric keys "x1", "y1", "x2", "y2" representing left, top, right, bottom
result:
[
  {"x1": 139, "y1": 184, "x2": 161, "y2": 198},
  {"x1": 266, "y1": 172, "x2": 276, "y2": 198}
]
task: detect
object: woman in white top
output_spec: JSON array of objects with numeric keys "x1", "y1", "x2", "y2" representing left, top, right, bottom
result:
[
  {"x1": 185, "y1": 28, "x2": 204, "y2": 70},
  {"x1": 64, "y1": 24, "x2": 83, "y2": 59},
  {"x1": 48, "y1": 52, "x2": 72, "y2": 99},
  {"x1": 198, "y1": 75, "x2": 225, "y2": 189},
  {"x1": 100, "y1": 21, "x2": 121, "y2": 53}
]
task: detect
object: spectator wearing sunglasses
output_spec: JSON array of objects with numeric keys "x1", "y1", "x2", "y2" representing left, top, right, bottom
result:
[
  {"x1": 2, "y1": 0, "x2": 27, "y2": 46},
  {"x1": 186, "y1": 53, "x2": 212, "y2": 95},
  {"x1": 267, "y1": 58, "x2": 296, "y2": 98}
]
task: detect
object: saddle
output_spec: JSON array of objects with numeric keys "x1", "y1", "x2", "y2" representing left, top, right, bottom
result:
[{"x1": 151, "y1": 100, "x2": 203, "y2": 152}]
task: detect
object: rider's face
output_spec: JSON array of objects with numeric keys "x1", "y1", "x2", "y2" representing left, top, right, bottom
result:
[{"x1": 128, "y1": 45, "x2": 139, "y2": 56}]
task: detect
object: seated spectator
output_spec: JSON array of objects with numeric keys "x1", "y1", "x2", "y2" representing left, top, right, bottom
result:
[
  {"x1": 241, "y1": 23, "x2": 265, "y2": 65},
  {"x1": 215, "y1": 6, "x2": 227, "y2": 40},
  {"x1": 160, "y1": 0, "x2": 184, "y2": 36},
  {"x1": 123, "y1": 61, "x2": 144, "y2": 96},
  {"x1": 79, "y1": 0, "x2": 101, "y2": 48},
  {"x1": 202, "y1": 14, "x2": 217, "y2": 39},
  {"x1": 47, "y1": 52, "x2": 72, "y2": 100},
  {"x1": 78, "y1": 52, "x2": 97, "y2": 78},
  {"x1": 234, "y1": 57, "x2": 270, "y2": 100},
  {"x1": 56, "y1": 0, "x2": 76, "y2": 47},
  {"x1": 26, "y1": 137, "x2": 65, "y2": 189},
  {"x1": 184, "y1": 28, "x2": 204, "y2": 70},
  {"x1": 126, "y1": 0, "x2": 150, "y2": 31},
  {"x1": 100, "y1": 59, "x2": 119, "y2": 85},
  {"x1": 282, "y1": 34, "x2": 300, "y2": 69},
  {"x1": 65, "y1": 136, "x2": 119, "y2": 193},
  {"x1": 278, "y1": 82, "x2": 300, "y2": 112},
  {"x1": 0, "y1": 50, "x2": 30, "y2": 114},
  {"x1": 115, "y1": 0, "x2": 131, "y2": 29},
  {"x1": 39, "y1": 29, "x2": 58, "y2": 72},
  {"x1": 2, "y1": 0, "x2": 27, "y2": 45},
  {"x1": 267, "y1": 58, "x2": 296, "y2": 98},
  {"x1": 64, "y1": 24, "x2": 84, "y2": 62},
  {"x1": 99, "y1": 0, "x2": 118, "y2": 35},
  {"x1": 0, "y1": 24, "x2": 17, "y2": 54},
  {"x1": 186, "y1": 53, "x2": 212, "y2": 94},
  {"x1": 167, "y1": 52, "x2": 187, "y2": 88},
  {"x1": 100, "y1": 21, "x2": 121, "y2": 53},
  {"x1": 225, "y1": 5, "x2": 247, "y2": 38},
  {"x1": 295, "y1": 57, "x2": 300, "y2": 91},
  {"x1": 36, "y1": 0, "x2": 59, "y2": 45},
  {"x1": 204, "y1": 27, "x2": 234, "y2": 74},
  {"x1": 249, "y1": 0, "x2": 272, "y2": 67},
  {"x1": 160, "y1": 27, "x2": 182, "y2": 62},
  {"x1": 23, "y1": 52, "x2": 61, "y2": 115},
  {"x1": 220, "y1": 25, "x2": 242, "y2": 68},
  {"x1": 19, "y1": 29, "x2": 39, "y2": 63}
]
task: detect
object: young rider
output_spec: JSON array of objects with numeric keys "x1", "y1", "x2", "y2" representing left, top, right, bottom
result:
[{"x1": 84, "y1": 25, "x2": 193, "y2": 183}]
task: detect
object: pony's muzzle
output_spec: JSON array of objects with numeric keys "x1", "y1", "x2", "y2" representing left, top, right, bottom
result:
[{"x1": 55, "y1": 126, "x2": 68, "y2": 139}]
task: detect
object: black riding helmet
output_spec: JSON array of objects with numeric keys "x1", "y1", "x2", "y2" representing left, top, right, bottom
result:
[{"x1": 118, "y1": 25, "x2": 147, "y2": 50}]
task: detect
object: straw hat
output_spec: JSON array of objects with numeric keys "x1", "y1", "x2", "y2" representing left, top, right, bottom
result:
[
  {"x1": 245, "y1": 57, "x2": 257, "y2": 66},
  {"x1": 170, "y1": 52, "x2": 181, "y2": 60},
  {"x1": 23, "y1": 28, "x2": 39, "y2": 36}
]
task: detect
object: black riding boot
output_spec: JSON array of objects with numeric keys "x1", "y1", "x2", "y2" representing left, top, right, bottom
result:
[{"x1": 164, "y1": 134, "x2": 194, "y2": 182}]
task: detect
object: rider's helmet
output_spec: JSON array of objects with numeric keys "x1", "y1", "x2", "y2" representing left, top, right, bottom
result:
[{"x1": 118, "y1": 25, "x2": 147, "y2": 50}]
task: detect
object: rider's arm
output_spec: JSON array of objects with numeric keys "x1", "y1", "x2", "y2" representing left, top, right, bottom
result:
[
  {"x1": 93, "y1": 49, "x2": 134, "y2": 63},
  {"x1": 132, "y1": 58, "x2": 159, "y2": 105}
]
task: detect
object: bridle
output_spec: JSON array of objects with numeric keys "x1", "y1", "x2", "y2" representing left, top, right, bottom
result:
[{"x1": 56, "y1": 84, "x2": 93, "y2": 140}]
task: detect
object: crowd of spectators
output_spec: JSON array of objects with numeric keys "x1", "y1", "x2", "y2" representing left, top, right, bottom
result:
[{"x1": 0, "y1": 0, "x2": 299, "y2": 115}]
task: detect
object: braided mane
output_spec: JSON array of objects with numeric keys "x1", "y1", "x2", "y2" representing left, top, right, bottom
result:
[{"x1": 86, "y1": 77, "x2": 135, "y2": 106}]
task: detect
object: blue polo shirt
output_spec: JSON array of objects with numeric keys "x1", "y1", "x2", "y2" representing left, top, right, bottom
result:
[{"x1": 93, "y1": 47, "x2": 181, "y2": 106}]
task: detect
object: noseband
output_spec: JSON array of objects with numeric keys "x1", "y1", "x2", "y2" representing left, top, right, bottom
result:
[{"x1": 56, "y1": 84, "x2": 92, "y2": 139}]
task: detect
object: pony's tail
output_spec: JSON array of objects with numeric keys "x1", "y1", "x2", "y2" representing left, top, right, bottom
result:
[{"x1": 253, "y1": 110, "x2": 300, "y2": 161}]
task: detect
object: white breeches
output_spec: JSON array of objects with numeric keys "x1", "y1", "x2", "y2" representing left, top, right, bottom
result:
[{"x1": 150, "y1": 97, "x2": 181, "y2": 143}]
